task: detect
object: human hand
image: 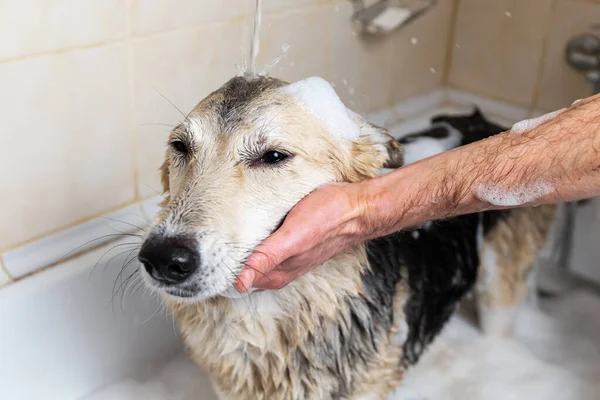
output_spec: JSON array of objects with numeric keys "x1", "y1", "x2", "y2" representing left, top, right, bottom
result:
[{"x1": 235, "y1": 182, "x2": 370, "y2": 292}]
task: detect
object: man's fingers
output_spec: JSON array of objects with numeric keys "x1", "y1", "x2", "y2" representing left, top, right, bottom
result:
[
  {"x1": 252, "y1": 269, "x2": 295, "y2": 291},
  {"x1": 234, "y1": 268, "x2": 255, "y2": 293},
  {"x1": 235, "y1": 231, "x2": 296, "y2": 293}
]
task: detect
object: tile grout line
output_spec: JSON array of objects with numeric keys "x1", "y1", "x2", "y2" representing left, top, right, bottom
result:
[
  {"x1": 126, "y1": 0, "x2": 141, "y2": 201},
  {"x1": 529, "y1": 0, "x2": 559, "y2": 110},
  {"x1": 0, "y1": 255, "x2": 14, "y2": 284},
  {"x1": 441, "y1": 0, "x2": 461, "y2": 86}
]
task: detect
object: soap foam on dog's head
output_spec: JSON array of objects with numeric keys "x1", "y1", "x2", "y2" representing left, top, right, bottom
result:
[{"x1": 279, "y1": 77, "x2": 360, "y2": 141}]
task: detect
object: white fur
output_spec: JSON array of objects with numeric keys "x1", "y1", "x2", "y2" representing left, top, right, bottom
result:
[
  {"x1": 481, "y1": 247, "x2": 497, "y2": 289},
  {"x1": 476, "y1": 213, "x2": 484, "y2": 252},
  {"x1": 479, "y1": 306, "x2": 518, "y2": 336}
]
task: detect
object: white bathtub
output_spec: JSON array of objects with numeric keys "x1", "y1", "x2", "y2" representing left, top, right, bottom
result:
[
  {"x1": 0, "y1": 242, "x2": 193, "y2": 399},
  {"x1": 1, "y1": 89, "x2": 598, "y2": 400}
]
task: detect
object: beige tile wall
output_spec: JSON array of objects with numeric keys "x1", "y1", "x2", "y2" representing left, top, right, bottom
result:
[
  {"x1": 0, "y1": 0, "x2": 454, "y2": 252},
  {"x1": 447, "y1": 0, "x2": 600, "y2": 110}
]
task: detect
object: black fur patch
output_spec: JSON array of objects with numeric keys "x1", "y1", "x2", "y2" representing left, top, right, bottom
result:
[
  {"x1": 363, "y1": 210, "x2": 504, "y2": 366},
  {"x1": 399, "y1": 126, "x2": 451, "y2": 144},
  {"x1": 431, "y1": 107, "x2": 508, "y2": 146}
]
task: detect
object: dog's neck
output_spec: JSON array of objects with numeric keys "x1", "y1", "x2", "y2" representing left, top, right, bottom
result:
[{"x1": 230, "y1": 244, "x2": 368, "y2": 313}]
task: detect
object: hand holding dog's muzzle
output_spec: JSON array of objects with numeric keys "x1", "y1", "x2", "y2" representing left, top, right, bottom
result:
[{"x1": 235, "y1": 182, "x2": 369, "y2": 292}]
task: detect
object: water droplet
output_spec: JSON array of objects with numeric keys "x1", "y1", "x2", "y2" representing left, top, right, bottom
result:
[
  {"x1": 282, "y1": 43, "x2": 291, "y2": 52},
  {"x1": 411, "y1": 37, "x2": 418, "y2": 45},
  {"x1": 455, "y1": 43, "x2": 461, "y2": 49},
  {"x1": 348, "y1": 87, "x2": 355, "y2": 95},
  {"x1": 352, "y1": 31, "x2": 358, "y2": 37},
  {"x1": 505, "y1": 11, "x2": 512, "y2": 17},
  {"x1": 343, "y1": 79, "x2": 349, "y2": 86},
  {"x1": 335, "y1": 5, "x2": 340, "y2": 12},
  {"x1": 429, "y1": 68, "x2": 437, "y2": 74}
]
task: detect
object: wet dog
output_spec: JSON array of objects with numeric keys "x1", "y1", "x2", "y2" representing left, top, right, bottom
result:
[{"x1": 138, "y1": 76, "x2": 555, "y2": 400}]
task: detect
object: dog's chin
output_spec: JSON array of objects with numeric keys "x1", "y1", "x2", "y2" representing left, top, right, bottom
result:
[
  {"x1": 159, "y1": 287, "x2": 223, "y2": 304},
  {"x1": 144, "y1": 280, "x2": 231, "y2": 305},
  {"x1": 141, "y1": 266, "x2": 237, "y2": 304},
  {"x1": 157, "y1": 286, "x2": 256, "y2": 304}
]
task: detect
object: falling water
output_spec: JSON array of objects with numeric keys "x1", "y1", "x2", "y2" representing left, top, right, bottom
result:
[{"x1": 246, "y1": 0, "x2": 262, "y2": 77}]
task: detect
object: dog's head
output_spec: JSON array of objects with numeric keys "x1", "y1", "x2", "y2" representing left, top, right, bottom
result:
[{"x1": 138, "y1": 76, "x2": 403, "y2": 302}]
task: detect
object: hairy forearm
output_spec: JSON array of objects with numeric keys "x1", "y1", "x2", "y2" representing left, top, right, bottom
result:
[{"x1": 359, "y1": 94, "x2": 600, "y2": 239}]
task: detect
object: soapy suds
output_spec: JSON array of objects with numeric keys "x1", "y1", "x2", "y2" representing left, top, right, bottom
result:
[
  {"x1": 511, "y1": 108, "x2": 565, "y2": 134},
  {"x1": 86, "y1": 282, "x2": 600, "y2": 400},
  {"x1": 279, "y1": 77, "x2": 360, "y2": 141},
  {"x1": 475, "y1": 181, "x2": 554, "y2": 207}
]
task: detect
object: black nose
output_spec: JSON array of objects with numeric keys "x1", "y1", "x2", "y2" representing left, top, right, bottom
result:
[{"x1": 138, "y1": 235, "x2": 199, "y2": 285}]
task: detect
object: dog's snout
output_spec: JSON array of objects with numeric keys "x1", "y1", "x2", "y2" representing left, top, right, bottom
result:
[{"x1": 138, "y1": 235, "x2": 199, "y2": 285}]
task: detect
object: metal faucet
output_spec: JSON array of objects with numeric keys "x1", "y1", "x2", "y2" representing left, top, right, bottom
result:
[
  {"x1": 351, "y1": 0, "x2": 437, "y2": 35},
  {"x1": 566, "y1": 32, "x2": 600, "y2": 94}
]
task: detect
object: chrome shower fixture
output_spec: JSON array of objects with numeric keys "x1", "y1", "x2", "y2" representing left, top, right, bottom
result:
[{"x1": 351, "y1": 0, "x2": 437, "y2": 35}]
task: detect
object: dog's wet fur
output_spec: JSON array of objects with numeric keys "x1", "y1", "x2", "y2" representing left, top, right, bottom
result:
[{"x1": 139, "y1": 76, "x2": 556, "y2": 400}]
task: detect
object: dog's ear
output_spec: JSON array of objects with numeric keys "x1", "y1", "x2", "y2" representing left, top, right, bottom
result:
[
  {"x1": 350, "y1": 111, "x2": 404, "y2": 169},
  {"x1": 378, "y1": 128, "x2": 404, "y2": 169}
]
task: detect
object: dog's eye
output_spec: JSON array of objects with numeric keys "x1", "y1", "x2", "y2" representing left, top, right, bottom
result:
[
  {"x1": 261, "y1": 151, "x2": 288, "y2": 164},
  {"x1": 171, "y1": 140, "x2": 188, "y2": 154}
]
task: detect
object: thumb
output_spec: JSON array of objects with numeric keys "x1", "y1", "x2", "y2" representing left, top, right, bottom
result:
[{"x1": 235, "y1": 232, "x2": 293, "y2": 293}]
